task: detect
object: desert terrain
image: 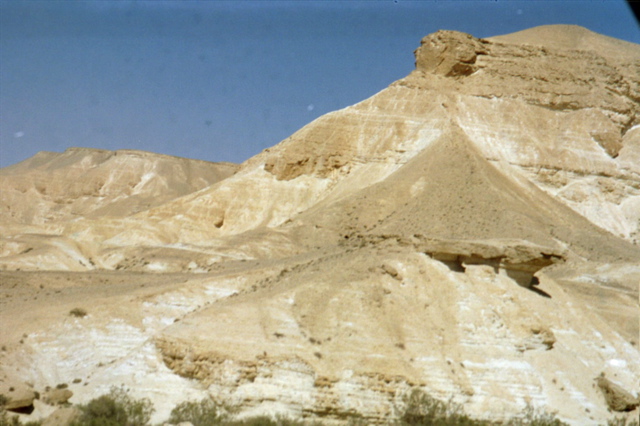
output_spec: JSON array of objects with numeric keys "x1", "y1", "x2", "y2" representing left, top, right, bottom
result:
[{"x1": 0, "y1": 25, "x2": 639, "y2": 425}]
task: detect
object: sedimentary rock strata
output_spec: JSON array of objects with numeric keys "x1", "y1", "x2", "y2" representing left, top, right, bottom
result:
[{"x1": 0, "y1": 25, "x2": 638, "y2": 425}]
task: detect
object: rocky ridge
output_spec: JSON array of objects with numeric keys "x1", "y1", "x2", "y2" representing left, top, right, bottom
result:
[
  {"x1": 0, "y1": 147, "x2": 238, "y2": 225},
  {"x1": 0, "y1": 25, "x2": 638, "y2": 425}
]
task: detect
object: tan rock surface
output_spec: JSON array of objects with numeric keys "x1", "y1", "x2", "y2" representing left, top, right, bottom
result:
[
  {"x1": 596, "y1": 375, "x2": 640, "y2": 412},
  {"x1": 41, "y1": 407, "x2": 81, "y2": 426},
  {"x1": 41, "y1": 388, "x2": 73, "y2": 406},
  {"x1": 0, "y1": 379, "x2": 36, "y2": 411},
  {"x1": 0, "y1": 25, "x2": 638, "y2": 425}
]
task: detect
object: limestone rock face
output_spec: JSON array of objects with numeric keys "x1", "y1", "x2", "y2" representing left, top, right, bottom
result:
[
  {"x1": 411, "y1": 26, "x2": 640, "y2": 132},
  {"x1": 0, "y1": 25, "x2": 638, "y2": 426},
  {"x1": 415, "y1": 30, "x2": 488, "y2": 77}
]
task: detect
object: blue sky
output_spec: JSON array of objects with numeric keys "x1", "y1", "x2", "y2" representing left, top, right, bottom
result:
[{"x1": 1, "y1": 0, "x2": 638, "y2": 168}]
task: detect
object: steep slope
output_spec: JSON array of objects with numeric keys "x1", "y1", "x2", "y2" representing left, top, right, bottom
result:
[{"x1": 290, "y1": 123, "x2": 639, "y2": 263}]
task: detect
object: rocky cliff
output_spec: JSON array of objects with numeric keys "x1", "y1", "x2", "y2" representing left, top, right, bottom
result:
[{"x1": 0, "y1": 25, "x2": 638, "y2": 425}]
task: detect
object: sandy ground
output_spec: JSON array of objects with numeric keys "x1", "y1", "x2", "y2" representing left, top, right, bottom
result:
[{"x1": 0, "y1": 271, "x2": 196, "y2": 346}]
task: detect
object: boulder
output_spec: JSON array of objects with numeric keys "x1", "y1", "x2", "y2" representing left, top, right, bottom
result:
[
  {"x1": 41, "y1": 388, "x2": 73, "y2": 406},
  {"x1": 596, "y1": 376, "x2": 640, "y2": 412},
  {"x1": 0, "y1": 380, "x2": 36, "y2": 412}
]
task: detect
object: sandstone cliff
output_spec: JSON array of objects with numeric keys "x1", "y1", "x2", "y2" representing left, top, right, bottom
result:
[{"x1": 0, "y1": 25, "x2": 638, "y2": 425}]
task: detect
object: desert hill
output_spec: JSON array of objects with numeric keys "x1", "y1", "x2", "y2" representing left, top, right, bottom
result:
[
  {"x1": 0, "y1": 25, "x2": 638, "y2": 425},
  {"x1": 0, "y1": 147, "x2": 238, "y2": 225},
  {"x1": 0, "y1": 148, "x2": 237, "y2": 270},
  {"x1": 488, "y1": 24, "x2": 640, "y2": 62}
]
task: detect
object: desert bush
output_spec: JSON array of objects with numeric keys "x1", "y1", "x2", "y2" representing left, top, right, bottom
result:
[
  {"x1": 504, "y1": 404, "x2": 568, "y2": 426},
  {"x1": 346, "y1": 417, "x2": 369, "y2": 426},
  {"x1": 0, "y1": 411, "x2": 20, "y2": 426},
  {"x1": 0, "y1": 411, "x2": 41, "y2": 426},
  {"x1": 608, "y1": 417, "x2": 640, "y2": 426},
  {"x1": 168, "y1": 398, "x2": 223, "y2": 426},
  {"x1": 167, "y1": 399, "x2": 317, "y2": 426},
  {"x1": 228, "y1": 415, "x2": 310, "y2": 425},
  {"x1": 399, "y1": 389, "x2": 487, "y2": 425},
  {"x1": 398, "y1": 389, "x2": 570, "y2": 426},
  {"x1": 69, "y1": 308, "x2": 88, "y2": 318},
  {"x1": 230, "y1": 416, "x2": 287, "y2": 425},
  {"x1": 70, "y1": 386, "x2": 153, "y2": 426}
]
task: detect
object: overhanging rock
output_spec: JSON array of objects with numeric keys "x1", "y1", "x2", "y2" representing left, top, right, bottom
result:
[{"x1": 416, "y1": 237, "x2": 565, "y2": 287}]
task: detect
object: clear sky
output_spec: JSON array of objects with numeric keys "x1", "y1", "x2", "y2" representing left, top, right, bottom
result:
[{"x1": 1, "y1": 0, "x2": 638, "y2": 168}]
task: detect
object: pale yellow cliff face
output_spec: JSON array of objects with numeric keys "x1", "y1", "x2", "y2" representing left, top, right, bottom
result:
[{"x1": 0, "y1": 25, "x2": 638, "y2": 425}]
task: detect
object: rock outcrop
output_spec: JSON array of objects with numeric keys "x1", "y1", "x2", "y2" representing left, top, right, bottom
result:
[
  {"x1": 0, "y1": 25, "x2": 638, "y2": 425},
  {"x1": 0, "y1": 380, "x2": 37, "y2": 413},
  {"x1": 41, "y1": 388, "x2": 73, "y2": 406},
  {"x1": 596, "y1": 375, "x2": 640, "y2": 412}
]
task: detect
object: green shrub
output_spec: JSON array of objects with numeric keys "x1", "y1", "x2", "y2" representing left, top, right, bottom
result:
[
  {"x1": 81, "y1": 395, "x2": 127, "y2": 426},
  {"x1": 0, "y1": 411, "x2": 21, "y2": 426},
  {"x1": 399, "y1": 389, "x2": 488, "y2": 425},
  {"x1": 168, "y1": 398, "x2": 223, "y2": 426},
  {"x1": 167, "y1": 399, "x2": 313, "y2": 426},
  {"x1": 608, "y1": 417, "x2": 640, "y2": 426},
  {"x1": 230, "y1": 416, "x2": 280, "y2": 426},
  {"x1": 229, "y1": 415, "x2": 309, "y2": 425},
  {"x1": 0, "y1": 411, "x2": 41, "y2": 426},
  {"x1": 70, "y1": 387, "x2": 153, "y2": 426},
  {"x1": 398, "y1": 389, "x2": 570, "y2": 426},
  {"x1": 504, "y1": 404, "x2": 568, "y2": 426}
]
